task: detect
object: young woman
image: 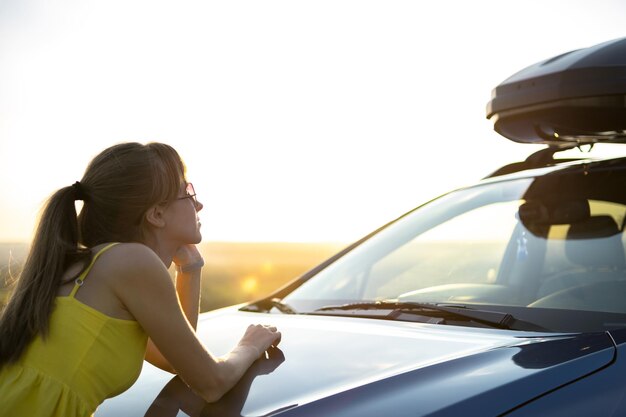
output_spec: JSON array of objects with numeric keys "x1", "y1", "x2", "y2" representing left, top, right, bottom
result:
[{"x1": 0, "y1": 142, "x2": 281, "y2": 417}]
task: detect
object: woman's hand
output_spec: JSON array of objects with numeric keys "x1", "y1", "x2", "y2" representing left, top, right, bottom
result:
[
  {"x1": 237, "y1": 324, "x2": 282, "y2": 358},
  {"x1": 173, "y1": 244, "x2": 203, "y2": 268}
]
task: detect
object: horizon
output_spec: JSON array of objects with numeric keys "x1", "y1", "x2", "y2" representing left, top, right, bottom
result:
[{"x1": 0, "y1": 240, "x2": 349, "y2": 311}]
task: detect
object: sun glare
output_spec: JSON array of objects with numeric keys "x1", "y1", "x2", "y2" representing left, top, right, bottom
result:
[
  {"x1": 240, "y1": 275, "x2": 258, "y2": 294},
  {"x1": 261, "y1": 261, "x2": 274, "y2": 274}
]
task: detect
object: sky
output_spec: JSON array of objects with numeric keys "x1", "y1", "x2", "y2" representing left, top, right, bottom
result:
[{"x1": 1, "y1": 0, "x2": 625, "y2": 243}]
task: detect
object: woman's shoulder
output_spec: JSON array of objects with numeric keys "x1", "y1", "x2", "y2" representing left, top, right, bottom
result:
[
  {"x1": 98, "y1": 242, "x2": 155, "y2": 255},
  {"x1": 93, "y1": 242, "x2": 167, "y2": 276},
  {"x1": 94, "y1": 241, "x2": 153, "y2": 258},
  {"x1": 93, "y1": 243, "x2": 175, "y2": 302}
]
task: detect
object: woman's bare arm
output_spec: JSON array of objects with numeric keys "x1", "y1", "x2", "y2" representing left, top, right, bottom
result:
[
  {"x1": 175, "y1": 267, "x2": 202, "y2": 329},
  {"x1": 111, "y1": 244, "x2": 280, "y2": 402},
  {"x1": 173, "y1": 243, "x2": 204, "y2": 329},
  {"x1": 144, "y1": 244, "x2": 203, "y2": 372}
]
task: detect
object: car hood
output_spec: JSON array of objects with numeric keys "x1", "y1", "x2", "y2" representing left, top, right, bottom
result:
[{"x1": 96, "y1": 307, "x2": 616, "y2": 417}]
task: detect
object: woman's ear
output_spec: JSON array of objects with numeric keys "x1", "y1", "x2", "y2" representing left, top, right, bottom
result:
[{"x1": 144, "y1": 204, "x2": 166, "y2": 228}]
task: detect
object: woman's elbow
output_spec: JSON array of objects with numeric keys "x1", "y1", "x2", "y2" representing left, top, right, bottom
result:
[
  {"x1": 183, "y1": 353, "x2": 241, "y2": 402},
  {"x1": 199, "y1": 388, "x2": 225, "y2": 403},
  {"x1": 194, "y1": 360, "x2": 233, "y2": 402},
  {"x1": 197, "y1": 374, "x2": 229, "y2": 403}
]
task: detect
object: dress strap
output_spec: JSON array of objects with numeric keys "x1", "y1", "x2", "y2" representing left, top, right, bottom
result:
[{"x1": 69, "y1": 243, "x2": 120, "y2": 298}]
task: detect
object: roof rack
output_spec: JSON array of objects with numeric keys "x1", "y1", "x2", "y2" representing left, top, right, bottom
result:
[
  {"x1": 486, "y1": 37, "x2": 626, "y2": 145},
  {"x1": 484, "y1": 144, "x2": 589, "y2": 178}
]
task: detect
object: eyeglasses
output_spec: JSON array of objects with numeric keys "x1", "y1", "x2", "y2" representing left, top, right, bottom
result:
[
  {"x1": 136, "y1": 183, "x2": 199, "y2": 225},
  {"x1": 175, "y1": 182, "x2": 198, "y2": 206}
]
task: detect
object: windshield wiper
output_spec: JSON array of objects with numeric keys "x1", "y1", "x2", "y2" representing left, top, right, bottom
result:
[
  {"x1": 314, "y1": 300, "x2": 547, "y2": 331},
  {"x1": 240, "y1": 298, "x2": 298, "y2": 314},
  {"x1": 269, "y1": 298, "x2": 298, "y2": 314}
]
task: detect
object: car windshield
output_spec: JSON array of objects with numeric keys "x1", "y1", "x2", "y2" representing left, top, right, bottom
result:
[{"x1": 281, "y1": 162, "x2": 626, "y2": 333}]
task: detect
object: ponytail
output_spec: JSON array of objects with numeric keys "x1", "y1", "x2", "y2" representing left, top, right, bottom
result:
[{"x1": 0, "y1": 185, "x2": 89, "y2": 366}]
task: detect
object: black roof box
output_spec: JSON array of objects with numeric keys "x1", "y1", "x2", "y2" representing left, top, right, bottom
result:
[{"x1": 486, "y1": 37, "x2": 626, "y2": 146}]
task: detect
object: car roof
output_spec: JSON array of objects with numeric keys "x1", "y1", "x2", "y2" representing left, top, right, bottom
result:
[{"x1": 483, "y1": 145, "x2": 626, "y2": 180}]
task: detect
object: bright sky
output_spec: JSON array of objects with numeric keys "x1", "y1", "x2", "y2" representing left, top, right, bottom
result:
[{"x1": 1, "y1": 0, "x2": 625, "y2": 243}]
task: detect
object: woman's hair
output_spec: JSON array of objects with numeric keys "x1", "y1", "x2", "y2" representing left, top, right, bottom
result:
[{"x1": 0, "y1": 142, "x2": 186, "y2": 367}]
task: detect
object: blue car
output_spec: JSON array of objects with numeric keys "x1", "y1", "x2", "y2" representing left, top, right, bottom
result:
[{"x1": 97, "y1": 37, "x2": 626, "y2": 417}]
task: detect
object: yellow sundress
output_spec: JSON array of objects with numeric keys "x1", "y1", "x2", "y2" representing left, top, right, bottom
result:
[{"x1": 0, "y1": 243, "x2": 148, "y2": 417}]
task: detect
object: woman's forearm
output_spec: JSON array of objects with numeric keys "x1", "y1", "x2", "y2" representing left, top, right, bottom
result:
[
  {"x1": 203, "y1": 345, "x2": 260, "y2": 402},
  {"x1": 175, "y1": 268, "x2": 202, "y2": 330}
]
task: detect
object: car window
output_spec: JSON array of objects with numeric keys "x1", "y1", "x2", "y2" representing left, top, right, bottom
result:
[
  {"x1": 361, "y1": 201, "x2": 519, "y2": 300},
  {"x1": 282, "y1": 167, "x2": 626, "y2": 332},
  {"x1": 540, "y1": 200, "x2": 626, "y2": 277},
  {"x1": 284, "y1": 179, "x2": 531, "y2": 305}
]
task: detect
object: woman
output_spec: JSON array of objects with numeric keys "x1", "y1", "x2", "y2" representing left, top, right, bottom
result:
[{"x1": 0, "y1": 142, "x2": 280, "y2": 416}]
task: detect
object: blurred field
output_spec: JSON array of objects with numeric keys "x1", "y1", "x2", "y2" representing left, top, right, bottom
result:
[
  {"x1": 0, "y1": 241, "x2": 346, "y2": 312},
  {"x1": 197, "y1": 241, "x2": 346, "y2": 311}
]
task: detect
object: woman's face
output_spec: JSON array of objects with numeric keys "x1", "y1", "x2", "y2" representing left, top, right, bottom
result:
[{"x1": 161, "y1": 182, "x2": 204, "y2": 245}]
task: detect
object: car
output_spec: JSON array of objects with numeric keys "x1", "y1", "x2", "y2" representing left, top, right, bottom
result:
[{"x1": 96, "y1": 37, "x2": 626, "y2": 417}]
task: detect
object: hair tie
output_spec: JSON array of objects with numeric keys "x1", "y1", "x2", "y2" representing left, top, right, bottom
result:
[{"x1": 72, "y1": 181, "x2": 87, "y2": 201}]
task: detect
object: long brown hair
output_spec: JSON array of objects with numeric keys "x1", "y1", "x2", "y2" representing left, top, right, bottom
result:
[{"x1": 0, "y1": 142, "x2": 186, "y2": 366}]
